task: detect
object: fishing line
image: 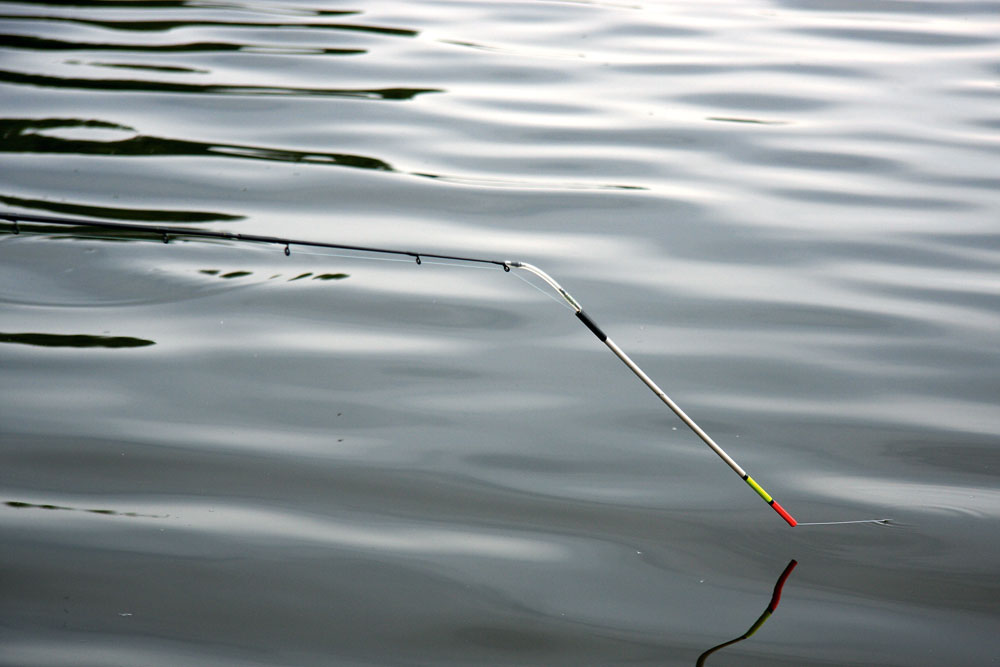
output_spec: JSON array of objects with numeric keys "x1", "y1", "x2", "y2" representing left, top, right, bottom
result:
[
  {"x1": 796, "y1": 519, "x2": 892, "y2": 526},
  {"x1": 510, "y1": 267, "x2": 577, "y2": 311},
  {"x1": 291, "y1": 244, "x2": 498, "y2": 270},
  {"x1": 290, "y1": 247, "x2": 417, "y2": 264},
  {"x1": 1, "y1": 211, "x2": 888, "y2": 527},
  {"x1": 419, "y1": 259, "x2": 495, "y2": 270}
]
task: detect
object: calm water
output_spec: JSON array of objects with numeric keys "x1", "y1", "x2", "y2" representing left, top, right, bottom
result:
[{"x1": 1, "y1": 1, "x2": 999, "y2": 664}]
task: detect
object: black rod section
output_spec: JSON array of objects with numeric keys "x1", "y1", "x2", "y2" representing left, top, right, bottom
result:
[
  {"x1": 576, "y1": 310, "x2": 607, "y2": 342},
  {"x1": 0, "y1": 212, "x2": 509, "y2": 269}
]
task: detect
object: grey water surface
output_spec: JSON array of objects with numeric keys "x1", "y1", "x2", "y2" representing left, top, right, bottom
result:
[{"x1": 1, "y1": 1, "x2": 998, "y2": 665}]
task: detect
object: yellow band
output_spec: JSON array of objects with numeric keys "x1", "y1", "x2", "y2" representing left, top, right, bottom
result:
[{"x1": 745, "y1": 476, "x2": 773, "y2": 503}]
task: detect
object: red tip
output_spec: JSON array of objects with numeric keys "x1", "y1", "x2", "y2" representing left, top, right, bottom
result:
[{"x1": 771, "y1": 500, "x2": 797, "y2": 527}]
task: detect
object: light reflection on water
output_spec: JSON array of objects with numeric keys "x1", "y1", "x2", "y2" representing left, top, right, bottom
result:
[{"x1": 1, "y1": 0, "x2": 999, "y2": 664}]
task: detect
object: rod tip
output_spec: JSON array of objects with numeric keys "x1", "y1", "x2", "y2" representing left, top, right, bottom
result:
[{"x1": 771, "y1": 500, "x2": 797, "y2": 527}]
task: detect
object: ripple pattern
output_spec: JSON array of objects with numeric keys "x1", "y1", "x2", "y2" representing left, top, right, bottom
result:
[{"x1": 1, "y1": 1, "x2": 999, "y2": 665}]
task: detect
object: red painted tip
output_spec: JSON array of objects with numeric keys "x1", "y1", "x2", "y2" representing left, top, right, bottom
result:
[{"x1": 771, "y1": 500, "x2": 797, "y2": 527}]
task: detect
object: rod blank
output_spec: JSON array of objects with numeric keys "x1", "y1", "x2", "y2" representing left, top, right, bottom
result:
[{"x1": 0, "y1": 212, "x2": 508, "y2": 269}]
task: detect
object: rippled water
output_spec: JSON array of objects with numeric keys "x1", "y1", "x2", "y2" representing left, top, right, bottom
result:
[{"x1": 2, "y1": 1, "x2": 998, "y2": 665}]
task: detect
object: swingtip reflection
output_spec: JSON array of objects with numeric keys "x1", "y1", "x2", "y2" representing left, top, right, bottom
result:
[{"x1": 696, "y1": 559, "x2": 798, "y2": 666}]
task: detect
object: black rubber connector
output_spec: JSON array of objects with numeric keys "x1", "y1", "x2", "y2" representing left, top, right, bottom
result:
[{"x1": 576, "y1": 310, "x2": 607, "y2": 342}]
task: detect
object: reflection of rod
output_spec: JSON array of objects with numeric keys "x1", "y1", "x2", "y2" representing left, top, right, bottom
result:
[
  {"x1": 696, "y1": 559, "x2": 798, "y2": 666},
  {"x1": 1, "y1": 211, "x2": 799, "y2": 524}
]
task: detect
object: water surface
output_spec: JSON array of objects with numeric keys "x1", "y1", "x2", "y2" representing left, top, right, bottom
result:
[{"x1": 1, "y1": 1, "x2": 998, "y2": 665}]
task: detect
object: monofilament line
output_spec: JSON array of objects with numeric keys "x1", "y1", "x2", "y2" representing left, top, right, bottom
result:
[{"x1": 797, "y1": 519, "x2": 892, "y2": 526}]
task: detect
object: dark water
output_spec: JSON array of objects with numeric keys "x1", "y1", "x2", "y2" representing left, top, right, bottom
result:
[{"x1": 2, "y1": 1, "x2": 999, "y2": 664}]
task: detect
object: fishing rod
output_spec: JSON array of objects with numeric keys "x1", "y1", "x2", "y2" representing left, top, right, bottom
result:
[{"x1": 2, "y1": 210, "x2": 801, "y2": 525}]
